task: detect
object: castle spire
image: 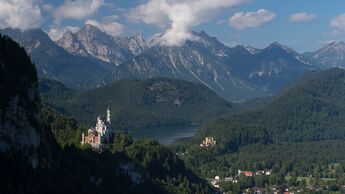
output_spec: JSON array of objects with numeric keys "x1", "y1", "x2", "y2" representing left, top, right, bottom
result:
[{"x1": 107, "y1": 107, "x2": 111, "y2": 123}]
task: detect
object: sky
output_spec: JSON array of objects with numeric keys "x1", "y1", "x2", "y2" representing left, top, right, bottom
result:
[{"x1": 0, "y1": 0, "x2": 345, "y2": 52}]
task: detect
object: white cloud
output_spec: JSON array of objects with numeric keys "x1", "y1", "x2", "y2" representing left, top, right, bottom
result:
[
  {"x1": 85, "y1": 18, "x2": 125, "y2": 37},
  {"x1": 331, "y1": 13, "x2": 345, "y2": 32},
  {"x1": 128, "y1": 0, "x2": 246, "y2": 46},
  {"x1": 54, "y1": 0, "x2": 104, "y2": 23},
  {"x1": 0, "y1": 0, "x2": 43, "y2": 30},
  {"x1": 229, "y1": 9, "x2": 275, "y2": 30},
  {"x1": 102, "y1": 15, "x2": 120, "y2": 23},
  {"x1": 289, "y1": 12, "x2": 316, "y2": 22},
  {"x1": 48, "y1": 26, "x2": 80, "y2": 41}
]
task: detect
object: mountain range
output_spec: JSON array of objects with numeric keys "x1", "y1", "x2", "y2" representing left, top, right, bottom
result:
[{"x1": 2, "y1": 25, "x2": 345, "y2": 101}]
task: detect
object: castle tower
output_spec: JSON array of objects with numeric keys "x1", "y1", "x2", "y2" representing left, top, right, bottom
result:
[{"x1": 107, "y1": 108, "x2": 111, "y2": 123}]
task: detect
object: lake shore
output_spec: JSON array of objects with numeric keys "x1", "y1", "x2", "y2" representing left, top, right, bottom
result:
[{"x1": 128, "y1": 125, "x2": 198, "y2": 145}]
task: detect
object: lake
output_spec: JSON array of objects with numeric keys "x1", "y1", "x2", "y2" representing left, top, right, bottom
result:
[{"x1": 129, "y1": 125, "x2": 198, "y2": 145}]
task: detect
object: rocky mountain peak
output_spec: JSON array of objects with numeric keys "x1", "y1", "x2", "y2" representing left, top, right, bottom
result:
[
  {"x1": 192, "y1": 31, "x2": 223, "y2": 46},
  {"x1": 57, "y1": 24, "x2": 132, "y2": 64},
  {"x1": 242, "y1": 45, "x2": 261, "y2": 55},
  {"x1": 267, "y1": 41, "x2": 287, "y2": 50},
  {"x1": 232, "y1": 45, "x2": 254, "y2": 54},
  {"x1": 326, "y1": 41, "x2": 345, "y2": 51},
  {"x1": 148, "y1": 31, "x2": 221, "y2": 49},
  {"x1": 78, "y1": 24, "x2": 104, "y2": 37},
  {"x1": 57, "y1": 30, "x2": 89, "y2": 56},
  {"x1": 264, "y1": 41, "x2": 301, "y2": 57},
  {"x1": 127, "y1": 33, "x2": 146, "y2": 56},
  {"x1": 132, "y1": 33, "x2": 145, "y2": 44},
  {"x1": 304, "y1": 40, "x2": 345, "y2": 68}
]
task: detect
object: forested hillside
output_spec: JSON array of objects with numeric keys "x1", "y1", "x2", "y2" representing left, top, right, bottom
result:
[
  {"x1": 40, "y1": 78, "x2": 232, "y2": 129},
  {"x1": 197, "y1": 68, "x2": 345, "y2": 143},
  {"x1": 173, "y1": 68, "x2": 345, "y2": 193}
]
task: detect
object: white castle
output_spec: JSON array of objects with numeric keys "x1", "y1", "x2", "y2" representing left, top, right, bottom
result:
[{"x1": 81, "y1": 108, "x2": 112, "y2": 148}]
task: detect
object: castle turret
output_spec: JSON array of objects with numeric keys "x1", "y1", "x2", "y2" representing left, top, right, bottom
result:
[
  {"x1": 81, "y1": 133, "x2": 85, "y2": 144},
  {"x1": 107, "y1": 108, "x2": 111, "y2": 123}
]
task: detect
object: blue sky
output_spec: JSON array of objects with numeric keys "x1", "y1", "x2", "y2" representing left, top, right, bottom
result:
[{"x1": 1, "y1": 0, "x2": 345, "y2": 52}]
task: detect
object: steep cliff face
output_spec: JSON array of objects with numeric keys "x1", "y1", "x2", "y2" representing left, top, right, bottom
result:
[{"x1": 0, "y1": 35, "x2": 53, "y2": 168}]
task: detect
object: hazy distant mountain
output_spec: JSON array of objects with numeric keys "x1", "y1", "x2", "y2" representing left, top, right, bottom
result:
[
  {"x1": 304, "y1": 41, "x2": 345, "y2": 68},
  {"x1": 106, "y1": 33, "x2": 316, "y2": 100},
  {"x1": 242, "y1": 42, "x2": 316, "y2": 91},
  {"x1": 57, "y1": 24, "x2": 146, "y2": 65},
  {"x1": 0, "y1": 28, "x2": 112, "y2": 88},
  {"x1": 106, "y1": 31, "x2": 265, "y2": 101}
]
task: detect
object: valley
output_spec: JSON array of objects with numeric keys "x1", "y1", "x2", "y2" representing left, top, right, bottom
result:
[
  {"x1": 171, "y1": 68, "x2": 345, "y2": 193},
  {"x1": 130, "y1": 125, "x2": 197, "y2": 145}
]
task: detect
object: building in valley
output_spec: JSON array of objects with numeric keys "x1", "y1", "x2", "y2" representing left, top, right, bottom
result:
[
  {"x1": 81, "y1": 108, "x2": 112, "y2": 148},
  {"x1": 200, "y1": 137, "x2": 217, "y2": 148},
  {"x1": 238, "y1": 170, "x2": 254, "y2": 177}
]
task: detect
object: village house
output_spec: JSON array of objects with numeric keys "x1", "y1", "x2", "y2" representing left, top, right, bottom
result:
[
  {"x1": 265, "y1": 169, "x2": 272, "y2": 175},
  {"x1": 256, "y1": 170, "x2": 265, "y2": 175},
  {"x1": 200, "y1": 137, "x2": 216, "y2": 147},
  {"x1": 81, "y1": 108, "x2": 112, "y2": 149},
  {"x1": 238, "y1": 170, "x2": 254, "y2": 177},
  {"x1": 211, "y1": 176, "x2": 220, "y2": 188},
  {"x1": 225, "y1": 177, "x2": 238, "y2": 183},
  {"x1": 237, "y1": 169, "x2": 272, "y2": 177}
]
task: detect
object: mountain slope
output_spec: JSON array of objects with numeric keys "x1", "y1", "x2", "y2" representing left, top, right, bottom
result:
[
  {"x1": 40, "y1": 78, "x2": 232, "y2": 129},
  {"x1": 0, "y1": 28, "x2": 112, "y2": 88},
  {"x1": 57, "y1": 24, "x2": 134, "y2": 65},
  {"x1": 304, "y1": 41, "x2": 345, "y2": 68},
  {"x1": 106, "y1": 32, "x2": 265, "y2": 101},
  {"x1": 221, "y1": 43, "x2": 316, "y2": 92},
  {"x1": 242, "y1": 42, "x2": 316, "y2": 91}
]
